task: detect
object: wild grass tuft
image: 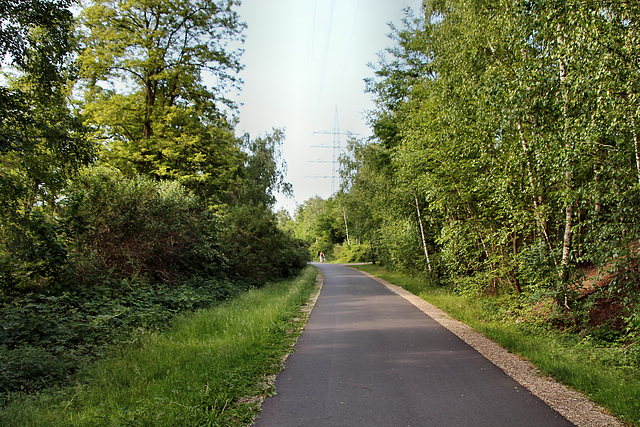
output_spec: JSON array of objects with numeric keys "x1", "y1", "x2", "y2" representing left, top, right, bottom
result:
[{"x1": 0, "y1": 266, "x2": 319, "y2": 427}]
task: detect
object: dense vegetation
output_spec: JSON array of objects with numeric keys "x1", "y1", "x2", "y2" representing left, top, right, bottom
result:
[
  {"x1": 1, "y1": 0, "x2": 307, "y2": 397},
  {"x1": 0, "y1": 267, "x2": 318, "y2": 426},
  {"x1": 292, "y1": 1, "x2": 640, "y2": 362}
]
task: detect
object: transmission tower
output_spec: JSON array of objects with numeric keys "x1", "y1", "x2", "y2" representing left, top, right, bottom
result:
[{"x1": 311, "y1": 106, "x2": 352, "y2": 194}]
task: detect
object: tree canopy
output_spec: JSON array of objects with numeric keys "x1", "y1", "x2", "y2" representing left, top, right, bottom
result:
[
  {"x1": 78, "y1": 0, "x2": 246, "y2": 203},
  {"x1": 307, "y1": 0, "x2": 640, "y2": 310},
  {"x1": 1, "y1": 0, "x2": 93, "y2": 219}
]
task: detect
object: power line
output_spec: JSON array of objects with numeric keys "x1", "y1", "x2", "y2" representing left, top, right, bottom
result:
[
  {"x1": 313, "y1": 0, "x2": 337, "y2": 129},
  {"x1": 311, "y1": 106, "x2": 356, "y2": 195},
  {"x1": 337, "y1": 0, "x2": 360, "y2": 103}
]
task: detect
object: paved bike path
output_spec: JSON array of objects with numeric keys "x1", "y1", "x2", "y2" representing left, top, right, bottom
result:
[{"x1": 255, "y1": 263, "x2": 573, "y2": 426}]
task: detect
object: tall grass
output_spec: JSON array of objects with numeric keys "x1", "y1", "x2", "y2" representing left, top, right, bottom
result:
[
  {"x1": 0, "y1": 266, "x2": 319, "y2": 427},
  {"x1": 354, "y1": 264, "x2": 640, "y2": 426}
]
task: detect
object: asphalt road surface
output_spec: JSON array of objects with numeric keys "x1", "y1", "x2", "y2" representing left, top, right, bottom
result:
[{"x1": 254, "y1": 263, "x2": 573, "y2": 427}]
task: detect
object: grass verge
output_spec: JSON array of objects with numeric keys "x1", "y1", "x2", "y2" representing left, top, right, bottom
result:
[
  {"x1": 352, "y1": 264, "x2": 640, "y2": 426},
  {"x1": 0, "y1": 266, "x2": 319, "y2": 427}
]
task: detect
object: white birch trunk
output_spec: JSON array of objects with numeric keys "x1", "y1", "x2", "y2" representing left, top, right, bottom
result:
[
  {"x1": 413, "y1": 188, "x2": 432, "y2": 272},
  {"x1": 558, "y1": 30, "x2": 573, "y2": 273},
  {"x1": 342, "y1": 207, "x2": 350, "y2": 246}
]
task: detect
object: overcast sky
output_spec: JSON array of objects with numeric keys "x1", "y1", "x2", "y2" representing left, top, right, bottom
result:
[{"x1": 232, "y1": 0, "x2": 423, "y2": 215}]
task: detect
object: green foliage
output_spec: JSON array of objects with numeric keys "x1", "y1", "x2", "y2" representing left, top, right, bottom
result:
[
  {"x1": 77, "y1": 0, "x2": 246, "y2": 204},
  {"x1": 64, "y1": 168, "x2": 226, "y2": 285},
  {"x1": 376, "y1": 218, "x2": 423, "y2": 271},
  {"x1": 0, "y1": 0, "x2": 75, "y2": 87},
  {"x1": 78, "y1": 0, "x2": 244, "y2": 116},
  {"x1": 292, "y1": 195, "x2": 369, "y2": 262},
  {"x1": 0, "y1": 267, "x2": 318, "y2": 426},
  {"x1": 0, "y1": 210, "x2": 69, "y2": 292},
  {"x1": 0, "y1": 276, "x2": 239, "y2": 395},
  {"x1": 1, "y1": 0, "x2": 94, "y2": 222},
  {"x1": 237, "y1": 129, "x2": 292, "y2": 208},
  {"x1": 0, "y1": 166, "x2": 309, "y2": 396},
  {"x1": 275, "y1": 208, "x2": 296, "y2": 234},
  {"x1": 220, "y1": 205, "x2": 310, "y2": 287},
  {"x1": 0, "y1": 0, "x2": 309, "y2": 407},
  {"x1": 333, "y1": 0, "x2": 640, "y2": 314},
  {"x1": 333, "y1": 243, "x2": 371, "y2": 263},
  {"x1": 292, "y1": 196, "x2": 326, "y2": 243},
  {"x1": 0, "y1": 83, "x2": 92, "y2": 218}
]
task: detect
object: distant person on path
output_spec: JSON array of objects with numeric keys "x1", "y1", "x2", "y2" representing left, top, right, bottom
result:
[{"x1": 319, "y1": 252, "x2": 325, "y2": 263}]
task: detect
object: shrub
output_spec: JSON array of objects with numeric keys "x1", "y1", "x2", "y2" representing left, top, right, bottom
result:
[
  {"x1": 0, "y1": 210, "x2": 69, "y2": 293},
  {"x1": 377, "y1": 218, "x2": 425, "y2": 271},
  {"x1": 0, "y1": 169, "x2": 241, "y2": 395},
  {"x1": 0, "y1": 167, "x2": 310, "y2": 396},
  {"x1": 0, "y1": 275, "x2": 242, "y2": 395},
  {"x1": 63, "y1": 168, "x2": 227, "y2": 285},
  {"x1": 333, "y1": 243, "x2": 371, "y2": 263},
  {"x1": 220, "y1": 205, "x2": 310, "y2": 287}
]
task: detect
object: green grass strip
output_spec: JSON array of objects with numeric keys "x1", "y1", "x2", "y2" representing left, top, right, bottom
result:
[
  {"x1": 0, "y1": 266, "x2": 319, "y2": 427},
  {"x1": 353, "y1": 264, "x2": 640, "y2": 426}
]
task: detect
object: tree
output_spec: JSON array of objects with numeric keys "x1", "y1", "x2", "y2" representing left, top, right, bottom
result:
[
  {"x1": 1, "y1": 0, "x2": 74, "y2": 89},
  {"x1": 0, "y1": 0, "x2": 95, "y2": 292},
  {"x1": 78, "y1": 0, "x2": 245, "y2": 203},
  {"x1": 293, "y1": 197, "x2": 327, "y2": 246},
  {"x1": 357, "y1": 0, "x2": 640, "y2": 301},
  {"x1": 275, "y1": 208, "x2": 295, "y2": 234},
  {"x1": 1, "y1": 0, "x2": 93, "y2": 218},
  {"x1": 236, "y1": 128, "x2": 292, "y2": 208}
]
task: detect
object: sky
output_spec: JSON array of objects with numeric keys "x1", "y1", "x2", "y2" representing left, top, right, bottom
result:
[{"x1": 232, "y1": 0, "x2": 423, "y2": 215}]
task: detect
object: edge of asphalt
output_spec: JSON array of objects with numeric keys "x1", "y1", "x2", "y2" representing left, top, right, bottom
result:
[
  {"x1": 350, "y1": 266, "x2": 623, "y2": 427},
  {"x1": 249, "y1": 271, "x2": 324, "y2": 423}
]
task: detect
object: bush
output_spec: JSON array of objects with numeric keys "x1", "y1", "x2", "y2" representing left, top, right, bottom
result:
[
  {"x1": 0, "y1": 275, "x2": 242, "y2": 395},
  {"x1": 333, "y1": 243, "x2": 371, "y2": 263},
  {"x1": 377, "y1": 218, "x2": 425, "y2": 271},
  {"x1": 0, "y1": 169, "x2": 241, "y2": 395},
  {"x1": 220, "y1": 205, "x2": 310, "y2": 287},
  {"x1": 0, "y1": 167, "x2": 310, "y2": 396},
  {"x1": 0, "y1": 210, "x2": 70, "y2": 293},
  {"x1": 63, "y1": 168, "x2": 227, "y2": 285}
]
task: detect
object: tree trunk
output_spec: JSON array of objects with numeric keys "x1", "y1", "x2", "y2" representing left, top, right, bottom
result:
[
  {"x1": 558, "y1": 30, "x2": 573, "y2": 276},
  {"x1": 342, "y1": 207, "x2": 350, "y2": 246},
  {"x1": 413, "y1": 188, "x2": 432, "y2": 272},
  {"x1": 622, "y1": 4, "x2": 640, "y2": 187},
  {"x1": 143, "y1": 79, "x2": 156, "y2": 138},
  {"x1": 513, "y1": 232, "x2": 521, "y2": 293},
  {"x1": 561, "y1": 201, "x2": 574, "y2": 273},
  {"x1": 630, "y1": 114, "x2": 640, "y2": 186}
]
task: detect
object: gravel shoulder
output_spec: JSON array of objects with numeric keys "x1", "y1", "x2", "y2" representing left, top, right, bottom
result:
[{"x1": 352, "y1": 267, "x2": 623, "y2": 427}]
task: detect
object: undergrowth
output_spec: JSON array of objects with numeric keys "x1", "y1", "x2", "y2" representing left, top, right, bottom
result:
[
  {"x1": 0, "y1": 266, "x2": 318, "y2": 426},
  {"x1": 0, "y1": 277, "x2": 240, "y2": 395},
  {"x1": 0, "y1": 170, "x2": 310, "y2": 397}
]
